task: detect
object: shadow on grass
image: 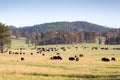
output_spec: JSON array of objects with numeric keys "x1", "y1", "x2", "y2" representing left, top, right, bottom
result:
[{"x1": 22, "y1": 73, "x2": 120, "y2": 79}]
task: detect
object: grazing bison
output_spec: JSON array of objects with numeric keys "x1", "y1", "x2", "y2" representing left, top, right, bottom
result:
[
  {"x1": 69, "y1": 56, "x2": 79, "y2": 61},
  {"x1": 21, "y1": 57, "x2": 24, "y2": 61},
  {"x1": 57, "y1": 53, "x2": 60, "y2": 55},
  {"x1": 9, "y1": 51, "x2": 12, "y2": 54},
  {"x1": 15, "y1": 52, "x2": 19, "y2": 54},
  {"x1": 79, "y1": 54, "x2": 84, "y2": 57},
  {"x1": 52, "y1": 56, "x2": 57, "y2": 60},
  {"x1": 61, "y1": 47, "x2": 66, "y2": 51},
  {"x1": 31, "y1": 53, "x2": 33, "y2": 55},
  {"x1": 114, "y1": 48, "x2": 120, "y2": 50},
  {"x1": 101, "y1": 47, "x2": 109, "y2": 50},
  {"x1": 50, "y1": 57, "x2": 53, "y2": 60},
  {"x1": 111, "y1": 57, "x2": 116, "y2": 61},
  {"x1": 42, "y1": 53, "x2": 45, "y2": 56},
  {"x1": 37, "y1": 51, "x2": 39, "y2": 53},
  {"x1": 57, "y1": 56, "x2": 62, "y2": 60},
  {"x1": 20, "y1": 53, "x2": 22, "y2": 55},
  {"x1": 75, "y1": 55, "x2": 77, "y2": 58},
  {"x1": 69, "y1": 57, "x2": 75, "y2": 61},
  {"x1": 23, "y1": 52, "x2": 25, "y2": 55},
  {"x1": 75, "y1": 57, "x2": 79, "y2": 61},
  {"x1": 92, "y1": 47, "x2": 98, "y2": 50},
  {"x1": 50, "y1": 56, "x2": 62, "y2": 60},
  {"x1": 101, "y1": 57, "x2": 110, "y2": 62}
]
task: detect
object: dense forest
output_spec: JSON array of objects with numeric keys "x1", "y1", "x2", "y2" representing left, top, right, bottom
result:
[
  {"x1": 19, "y1": 21, "x2": 110, "y2": 33},
  {"x1": 8, "y1": 21, "x2": 120, "y2": 45}
]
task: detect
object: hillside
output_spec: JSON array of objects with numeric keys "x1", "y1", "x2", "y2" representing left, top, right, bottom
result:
[
  {"x1": 8, "y1": 25, "x2": 17, "y2": 29},
  {"x1": 18, "y1": 21, "x2": 110, "y2": 33}
]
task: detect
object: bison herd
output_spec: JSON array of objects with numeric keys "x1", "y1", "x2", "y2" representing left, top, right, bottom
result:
[
  {"x1": 92, "y1": 47, "x2": 120, "y2": 50},
  {"x1": 7, "y1": 46, "x2": 118, "y2": 63},
  {"x1": 101, "y1": 57, "x2": 116, "y2": 62},
  {"x1": 68, "y1": 54, "x2": 84, "y2": 61},
  {"x1": 49, "y1": 53, "x2": 83, "y2": 61}
]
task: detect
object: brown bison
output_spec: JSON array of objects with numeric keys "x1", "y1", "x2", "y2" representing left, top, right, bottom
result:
[
  {"x1": 79, "y1": 54, "x2": 84, "y2": 57},
  {"x1": 9, "y1": 51, "x2": 12, "y2": 54},
  {"x1": 75, "y1": 57, "x2": 79, "y2": 61}
]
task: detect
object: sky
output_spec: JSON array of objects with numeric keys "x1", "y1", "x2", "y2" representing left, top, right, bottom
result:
[{"x1": 0, "y1": 0, "x2": 120, "y2": 28}]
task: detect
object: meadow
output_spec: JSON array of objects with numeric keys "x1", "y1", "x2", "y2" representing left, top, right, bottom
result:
[{"x1": 0, "y1": 38, "x2": 120, "y2": 80}]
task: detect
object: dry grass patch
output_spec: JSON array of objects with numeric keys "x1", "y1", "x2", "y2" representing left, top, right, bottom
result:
[{"x1": 0, "y1": 44, "x2": 120, "y2": 80}]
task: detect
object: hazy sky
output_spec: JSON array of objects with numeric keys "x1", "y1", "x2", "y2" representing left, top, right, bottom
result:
[{"x1": 0, "y1": 0, "x2": 120, "y2": 28}]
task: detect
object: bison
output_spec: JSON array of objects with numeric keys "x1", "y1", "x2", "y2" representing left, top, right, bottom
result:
[
  {"x1": 69, "y1": 57, "x2": 75, "y2": 61},
  {"x1": 23, "y1": 52, "x2": 25, "y2": 55},
  {"x1": 9, "y1": 51, "x2": 12, "y2": 54},
  {"x1": 75, "y1": 57, "x2": 79, "y2": 61},
  {"x1": 111, "y1": 57, "x2": 116, "y2": 61},
  {"x1": 31, "y1": 53, "x2": 33, "y2": 55},
  {"x1": 57, "y1": 53, "x2": 60, "y2": 55},
  {"x1": 79, "y1": 54, "x2": 84, "y2": 57},
  {"x1": 42, "y1": 53, "x2": 45, "y2": 56},
  {"x1": 101, "y1": 57, "x2": 110, "y2": 62},
  {"x1": 50, "y1": 56, "x2": 62, "y2": 60},
  {"x1": 15, "y1": 52, "x2": 19, "y2": 54},
  {"x1": 21, "y1": 57, "x2": 24, "y2": 61}
]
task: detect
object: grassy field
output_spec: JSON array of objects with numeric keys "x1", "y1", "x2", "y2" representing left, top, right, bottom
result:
[{"x1": 0, "y1": 38, "x2": 120, "y2": 80}]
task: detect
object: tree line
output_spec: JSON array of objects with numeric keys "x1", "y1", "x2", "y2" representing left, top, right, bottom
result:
[
  {"x1": 22, "y1": 30, "x2": 96, "y2": 46},
  {"x1": 10, "y1": 27, "x2": 120, "y2": 46},
  {"x1": 105, "y1": 29, "x2": 120, "y2": 45},
  {"x1": 0, "y1": 22, "x2": 119, "y2": 53}
]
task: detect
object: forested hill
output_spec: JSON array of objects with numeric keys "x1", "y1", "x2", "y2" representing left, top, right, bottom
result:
[
  {"x1": 8, "y1": 25, "x2": 17, "y2": 29},
  {"x1": 18, "y1": 21, "x2": 110, "y2": 33}
]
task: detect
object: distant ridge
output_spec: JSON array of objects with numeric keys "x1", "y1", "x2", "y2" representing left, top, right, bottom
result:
[
  {"x1": 8, "y1": 25, "x2": 17, "y2": 29},
  {"x1": 9, "y1": 21, "x2": 110, "y2": 33}
]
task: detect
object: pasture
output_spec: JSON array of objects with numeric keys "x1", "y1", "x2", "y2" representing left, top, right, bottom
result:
[{"x1": 0, "y1": 38, "x2": 120, "y2": 80}]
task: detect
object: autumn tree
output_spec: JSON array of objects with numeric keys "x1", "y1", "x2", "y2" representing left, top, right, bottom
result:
[
  {"x1": 25, "y1": 31, "x2": 30, "y2": 46},
  {"x1": 116, "y1": 34, "x2": 120, "y2": 44},
  {"x1": 31, "y1": 32, "x2": 36, "y2": 46},
  {"x1": 78, "y1": 30, "x2": 85, "y2": 43},
  {"x1": 0, "y1": 23, "x2": 11, "y2": 53},
  {"x1": 14, "y1": 29, "x2": 21, "y2": 39},
  {"x1": 35, "y1": 32, "x2": 41, "y2": 46}
]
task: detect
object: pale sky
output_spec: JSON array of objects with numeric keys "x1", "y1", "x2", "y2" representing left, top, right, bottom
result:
[{"x1": 0, "y1": 0, "x2": 120, "y2": 28}]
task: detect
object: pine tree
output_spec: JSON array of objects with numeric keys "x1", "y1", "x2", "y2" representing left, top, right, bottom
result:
[{"x1": 0, "y1": 23, "x2": 11, "y2": 53}]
